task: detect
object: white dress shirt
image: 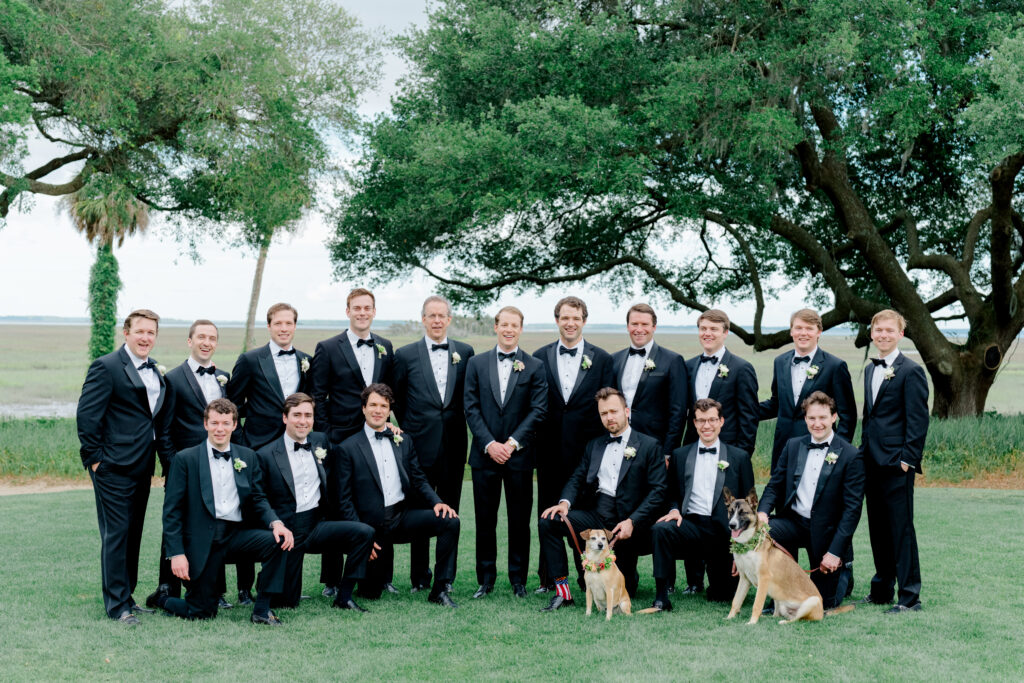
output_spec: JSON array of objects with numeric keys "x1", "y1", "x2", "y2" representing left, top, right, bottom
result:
[
  {"x1": 686, "y1": 439, "x2": 721, "y2": 516},
  {"x1": 187, "y1": 357, "x2": 222, "y2": 405},
  {"x1": 694, "y1": 345, "x2": 726, "y2": 400},
  {"x1": 206, "y1": 441, "x2": 242, "y2": 522},
  {"x1": 269, "y1": 341, "x2": 300, "y2": 397},
  {"x1": 125, "y1": 346, "x2": 161, "y2": 414},
  {"x1": 496, "y1": 346, "x2": 518, "y2": 403},
  {"x1": 790, "y1": 346, "x2": 818, "y2": 404},
  {"x1": 793, "y1": 434, "x2": 833, "y2": 519},
  {"x1": 284, "y1": 434, "x2": 321, "y2": 513},
  {"x1": 621, "y1": 341, "x2": 653, "y2": 408},
  {"x1": 348, "y1": 330, "x2": 375, "y2": 387},
  {"x1": 870, "y1": 348, "x2": 901, "y2": 403},
  {"x1": 425, "y1": 336, "x2": 449, "y2": 401},
  {"x1": 364, "y1": 424, "x2": 405, "y2": 507},
  {"x1": 597, "y1": 427, "x2": 631, "y2": 497},
  {"x1": 556, "y1": 340, "x2": 585, "y2": 403}
]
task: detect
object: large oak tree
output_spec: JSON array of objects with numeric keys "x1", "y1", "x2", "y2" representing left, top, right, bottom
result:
[{"x1": 332, "y1": 0, "x2": 1024, "y2": 417}]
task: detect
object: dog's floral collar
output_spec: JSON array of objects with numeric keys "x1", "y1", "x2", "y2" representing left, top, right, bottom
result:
[
  {"x1": 581, "y1": 553, "x2": 617, "y2": 572},
  {"x1": 730, "y1": 523, "x2": 770, "y2": 555}
]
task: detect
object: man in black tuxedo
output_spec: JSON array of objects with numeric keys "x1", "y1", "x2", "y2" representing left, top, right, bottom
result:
[
  {"x1": 757, "y1": 391, "x2": 864, "y2": 610},
  {"x1": 227, "y1": 302, "x2": 311, "y2": 604},
  {"x1": 759, "y1": 309, "x2": 856, "y2": 473},
  {"x1": 334, "y1": 384, "x2": 460, "y2": 609},
  {"x1": 310, "y1": 287, "x2": 396, "y2": 596},
  {"x1": 77, "y1": 309, "x2": 168, "y2": 625},
  {"x1": 464, "y1": 305, "x2": 548, "y2": 599},
  {"x1": 255, "y1": 393, "x2": 375, "y2": 611},
  {"x1": 532, "y1": 296, "x2": 614, "y2": 593},
  {"x1": 680, "y1": 308, "x2": 758, "y2": 594},
  {"x1": 537, "y1": 387, "x2": 666, "y2": 611},
  {"x1": 611, "y1": 303, "x2": 688, "y2": 463},
  {"x1": 159, "y1": 398, "x2": 294, "y2": 625},
  {"x1": 147, "y1": 319, "x2": 232, "y2": 610},
  {"x1": 859, "y1": 310, "x2": 929, "y2": 614},
  {"x1": 649, "y1": 398, "x2": 755, "y2": 611},
  {"x1": 393, "y1": 295, "x2": 475, "y2": 592}
]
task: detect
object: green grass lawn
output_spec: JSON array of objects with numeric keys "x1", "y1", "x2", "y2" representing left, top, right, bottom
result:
[{"x1": 1, "y1": 484, "x2": 1021, "y2": 681}]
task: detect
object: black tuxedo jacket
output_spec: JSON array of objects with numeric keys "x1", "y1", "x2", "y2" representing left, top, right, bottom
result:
[
  {"x1": 227, "y1": 344, "x2": 312, "y2": 450},
  {"x1": 611, "y1": 342, "x2": 689, "y2": 455},
  {"x1": 255, "y1": 432, "x2": 332, "y2": 527},
  {"x1": 683, "y1": 348, "x2": 759, "y2": 454},
  {"x1": 334, "y1": 429, "x2": 442, "y2": 527},
  {"x1": 560, "y1": 430, "x2": 667, "y2": 529},
  {"x1": 667, "y1": 441, "x2": 754, "y2": 533},
  {"x1": 310, "y1": 330, "x2": 395, "y2": 444},
  {"x1": 76, "y1": 345, "x2": 168, "y2": 473},
  {"x1": 162, "y1": 443, "x2": 278, "y2": 579},
  {"x1": 758, "y1": 348, "x2": 857, "y2": 467},
  {"x1": 393, "y1": 337, "x2": 475, "y2": 469},
  {"x1": 533, "y1": 340, "x2": 614, "y2": 469},
  {"x1": 464, "y1": 348, "x2": 548, "y2": 471},
  {"x1": 758, "y1": 435, "x2": 865, "y2": 559},
  {"x1": 158, "y1": 360, "x2": 230, "y2": 465},
  {"x1": 860, "y1": 352, "x2": 929, "y2": 473}
]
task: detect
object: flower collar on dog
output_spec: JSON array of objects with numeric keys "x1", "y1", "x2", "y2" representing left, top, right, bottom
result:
[
  {"x1": 581, "y1": 553, "x2": 617, "y2": 572},
  {"x1": 730, "y1": 524, "x2": 770, "y2": 555}
]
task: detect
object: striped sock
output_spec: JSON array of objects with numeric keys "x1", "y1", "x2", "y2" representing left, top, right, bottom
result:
[{"x1": 555, "y1": 577, "x2": 572, "y2": 601}]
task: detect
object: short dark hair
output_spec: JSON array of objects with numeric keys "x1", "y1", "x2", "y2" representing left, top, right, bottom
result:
[
  {"x1": 204, "y1": 398, "x2": 238, "y2": 423},
  {"x1": 801, "y1": 390, "x2": 837, "y2": 414},
  {"x1": 594, "y1": 386, "x2": 627, "y2": 407},
  {"x1": 123, "y1": 309, "x2": 160, "y2": 333},
  {"x1": 266, "y1": 303, "x2": 298, "y2": 325},
  {"x1": 554, "y1": 296, "x2": 588, "y2": 321},
  {"x1": 361, "y1": 383, "x2": 394, "y2": 407},
  {"x1": 693, "y1": 398, "x2": 723, "y2": 417},
  {"x1": 188, "y1": 319, "x2": 218, "y2": 338},
  {"x1": 283, "y1": 392, "x2": 315, "y2": 416},
  {"x1": 626, "y1": 303, "x2": 657, "y2": 326}
]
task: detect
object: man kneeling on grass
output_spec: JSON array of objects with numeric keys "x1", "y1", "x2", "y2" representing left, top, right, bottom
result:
[{"x1": 159, "y1": 398, "x2": 294, "y2": 625}]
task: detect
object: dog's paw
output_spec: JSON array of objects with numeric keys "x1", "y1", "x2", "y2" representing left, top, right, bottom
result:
[
  {"x1": 746, "y1": 619, "x2": 759, "y2": 626},
  {"x1": 725, "y1": 613, "x2": 736, "y2": 620}
]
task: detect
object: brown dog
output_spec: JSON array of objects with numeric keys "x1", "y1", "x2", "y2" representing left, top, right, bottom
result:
[
  {"x1": 724, "y1": 487, "x2": 853, "y2": 625},
  {"x1": 580, "y1": 529, "x2": 632, "y2": 620}
]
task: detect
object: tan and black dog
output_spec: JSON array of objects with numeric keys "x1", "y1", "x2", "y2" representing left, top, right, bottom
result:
[
  {"x1": 580, "y1": 529, "x2": 632, "y2": 620},
  {"x1": 723, "y1": 487, "x2": 854, "y2": 625}
]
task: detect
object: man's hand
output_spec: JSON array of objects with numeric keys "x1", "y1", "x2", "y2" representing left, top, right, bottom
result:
[
  {"x1": 656, "y1": 509, "x2": 683, "y2": 526},
  {"x1": 664, "y1": 455, "x2": 671, "y2": 469},
  {"x1": 369, "y1": 542, "x2": 381, "y2": 561},
  {"x1": 272, "y1": 522, "x2": 294, "y2": 551},
  {"x1": 505, "y1": 438, "x2": 520, "y2": 452},
  {"x1": 611, "y1": 518, "x2": 634, "y2": 541},
  {"x1": 390, "y1": 421, "x2": 403, "y2": 436},
  {"x1": 820, "y1": 552, "x2": 842, "y2": 574},
  {"x1": 487, "y1": 441, "x2": 512, "y2": 464},
  {"x1": 170, "y1": 554, "x2": 190, "y2": 581},
  {"x1": 541, "y1": 501, "x2": 569, "y2": 520},
  {"x1": 757, "y1": 512, "x2": 770, "y2": 525},
  {"x1": 900, "y1": 462, "x2": 910, "y2": 472},
  {"x1": 434, "y1": 502, "x2": 458, "y2": 519},
  {"x1": 90, "y1": 462, "x2": 100, "y2": 472}
]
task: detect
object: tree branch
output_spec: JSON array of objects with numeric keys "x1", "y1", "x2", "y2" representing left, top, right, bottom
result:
[{"x1": 904, "y1": 211, "x2": 982, "y2": 318}]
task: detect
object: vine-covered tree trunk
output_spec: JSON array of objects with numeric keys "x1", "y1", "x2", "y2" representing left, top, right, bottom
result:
[{"x1": 87, "y1": 242, "x2": 121, "y2": 361}]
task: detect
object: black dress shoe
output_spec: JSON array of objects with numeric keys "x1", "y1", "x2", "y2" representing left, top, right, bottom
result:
[
  {"x1": 322, "y1": 585, "x2": 338, "y2": 598},
  {"x1": 885, "y1": 603, "x2": 922, "y2": 614},
  {"x1": 332, "y1": 598, "x2": 369, "y2": 613},
  {"x1": 384, "y1": 583, "x2": 399, "y2": 594},
  {"x1": 410, "y1": 583, "x2": 430, "y2": 594},
  {"x1": 116, "y1": 610, "x2": 140, "y2": 626},
  {"x1": 512, "y1": 583, "x2": 527, "y2": 598},
  {"x1": 859, "y1": 594, "x2": 892, "y2": 605},
  {"x1": 666, "y1": 584, "x2": 676, "y2": 595},
  {"x1": 145, "y1": 584, "x2": 170, "y2": 609},
  {"x1": 651, "y1": 598, "x2": 673, "y2": 612},
  {"x1": 250, "y1": 610, "x2": 282, "y2": 626},
  {"x1": 534, "y1": 585, "x2": 553, "y2": 594},
  {"x1": 540, "y1": 595, "x2": 573, "y2": 612},
  {"x1": 218, "y1": 596, "x2": 234, "y2": 610},
  {"x1": 680, "y1": 585, "x2": 703, "y2": 595},
  {"x1": 444, "y1": 582, "x2": 453, "y2": 593},
  {"x1": 237, "y1": 589, "x2": 254, "y2": 606},
  {"x1": 130, "y1": 603, "x2": 155, "y2": 615},
  {"x1": 428, "y1": 591, "x2": 459, "y2": 609},
  {"x1": 472, "y1": 584, "x2": 493, "y2": 599}
]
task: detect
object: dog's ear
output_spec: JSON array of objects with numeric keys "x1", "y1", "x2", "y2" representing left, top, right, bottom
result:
[
  {"x1": 580, "y1": 529, "x2": 592, "y2": 540},
  {"x1": 746, "y1": 487, "x2": 759, "y2": 508},
  {"x1": 722, "y1": 487, "x2": 735, "y2": 505},
  {"x1": 605, "y1": 529, "x2": 615, "y2": 540}
]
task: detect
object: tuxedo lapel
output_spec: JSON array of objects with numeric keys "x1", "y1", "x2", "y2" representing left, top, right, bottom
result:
[
  {"x1": 864, "y1": 364, "x2": 876, "y2": 414},
  {"x1": 616, "y1": 432, "x2": 638, "y2": 487},
  {"x1": 443, "y1": 345, "x2": 458, "y2": 407},
  {"x1": 233, "y1": 460, "x2": 251, "y2": 501},
  {"x1": 796, "y1": 348, "x2": 827, "y2": 403},
  {"x1": 546, "y1": 343, "x2": 561, "y2": 403},
  {"x1": 338, "y1": 332, "x2": 365, "y2": 387},
  {"x1": 811, "y1": 442, "x2": 837, "y2": 510},
  {"x1": 391, "y1": 441, "x2": 411, "y2": 491},
  {"x1": 272, "y1": 439, "x2": 297, "y2": 502},
  {"x1": 788, "y1": 442, "x2": 809, "y2": 508},
  {"x1": 567, "y1": 343, "x2": 589, "y2": 401},
  {"x1": 416, "y1": 339, "x2": 444, "y2": 408},
  {"x1": 120, "y1": 349, "x2": 150, "y2": 411},
  {"x1": 182, "y1": 361, "x2": 207, "y2": 407},
  {"x1": 614, "y1": 350, "x2": 628, "y2": 389},
  {"x1": 778, "y1": 351, "x2": 795, "y2": 409},
  {"x1": 680, "y1": 444, "x2": 697, "y2": 513},
  {"x1": 872, "y1": 353, "x2": 901, "y2": 411},
  {"x1": 152, "y1": 369, "x2": 167, "y2": 416},
  {"x1": 587, "y1": 441, "x2": 603, "y2": 482},
  {"x1": 257, "y1": 346, "x2": 286, "y2": 402},
  {"x1": 370, "y1": 334, "x2": 383, "y2": 383},
  {"x1": 198, "y1": 451, "x2": 216, "y2": 518},
  {"x1": 488, "y1": 352, "x2": 502, "y2": 407},
  {"x1": 713, "y1": 443, "x2": 728, "y2": 503},
  {"x1": 216, "y1": 370, "x2": 229, "y2": 398},
  {"x1": 502, "y1": 350, "x2": 524, "y2": 407},
  {"x1": 707, "y1": 349, "x2": 730, "y2": 399},
  {"x1": 357, "y1": 436, "x2": 383, "y2": 494},
  {"x1": 633, "y1": 342, "x2": 657, "y2": 400}
]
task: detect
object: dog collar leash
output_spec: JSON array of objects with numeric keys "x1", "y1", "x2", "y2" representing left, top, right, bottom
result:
[
  {"x1": 581, "y1": 553, "x2": 617, "y2": 572},
  {"x1": 730, "y1": 524, "x2": 771, "y2": 555}
]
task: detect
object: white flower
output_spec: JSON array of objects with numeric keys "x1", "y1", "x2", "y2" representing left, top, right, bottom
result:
[
  {"x1": 717, "y1": 460, "x2": 729, "y2": 471},
  {"x1": 581, "y1": 354, "x2": 592, "y2": 370},
  {"x1": 718, "y1": 364, "x2": 729, "y2": 378},
  {"x1": 512, "y1": 360, "x2": 525, "y2": 372},
  {"x1": 806, "y1": 365, "x2": 819, "y2": 379},
  {"x1": 883, "y1": 367, "x2": 896, "y2": 380},
  {"x1": 376, "y1": 343, "x2": 387, "y2": 358},
  {"x1": 217, "y1": 374, "x2": 228, "y2": 386},
  {"x1": 233, "y1": 457, "x2": 247, "y2": 472},
  {"x1": 393, "y1": 433, "x2": 404, "y2": 445},
  {"x1": 157, "y1": 364, "x2": 167, "y2": 376},
  {"x1": 300, "y1": 358, "x2": 310, "y2": 373},
  {"x1": 623, "y1": 446, "x2": 637, "y2": 459},
  {"x1": 643, "y1": 358, "x2": 656, "y2": 372},
  {"x1": 451, "y1": 352, "x2": 461, "y2": 365},
  {"x1": 314, "y1": 447, "x2": 327, "y2": 462},
  {"x1": 825, "y1": 452, "x2": 838, "y2": 465}
]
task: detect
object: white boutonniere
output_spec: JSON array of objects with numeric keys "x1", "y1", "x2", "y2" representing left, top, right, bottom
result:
[
  {"x1": 512, "y1": 359, "x2": 525, "y2": 372},
  {"x1": 623, "y1": 446, "x2": 636, "y2": 460},
  {"x1": 217, "y1": 374, "x2": 228, "y2": 386},
  {"x1": 806, "y1": 364, "x2": 819, "y2": 379},
  {"x1": 718, "y1": 364, "x2": 729, "y2": 378},
  {"x1": 376, "y1": 343, "x2": 387, "y2": 359},
  {"x1": 233, "y1": 457, "x2": 246, "y2": 472},
  {"x1": 314, "y1": 447, "x2": 327, "y2": 462},
  {"x1": 392, "y1": 433, "x2": 404, "y2": 445},
  {"x1": 300, "y1": 357, "x2": 310, "y2": 373},
  {"x1": 581, "y1": 354, "x2": 592, "y2": 370},
  {"x1": 825, "y1": 451, "x2": 838, "y2": 465},
  {"x1": 883, "y1": 367, "x2": 895, "y2": 380},
  {"x1": 157, "y1": 364, "x2": 167, "y2": 376},
  {"x1": 451, "y1": 352, "x2": 461, "y2": 365},
  {"x1": 643, "y1": 358, "x2": 656, "y2": 372},
  {"x1": 717, "y1": 460, "x2": 729, "y2": 471}
]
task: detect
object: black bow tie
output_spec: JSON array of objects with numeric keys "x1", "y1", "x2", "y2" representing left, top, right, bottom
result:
[
  {"x1": 700, "y1": 355, "x2": 719, "y2": 364},
  {"x1": 277, "y1": 348, "x2": 296, "y2": 356},
  {"x1": 628, "y1": 347, "x2": 646, "y2": 357},
  {"x1": 792, "y1": 356, "x2": 811, "y2": 365},
  {"x1": 698, "y1": 446, "x2": 717, "y2": 454},
  {"x1": 293, "y1": 441, "x2": 311, "y2": 452},
  {"x1": 374, "y1": 429, "x2": 394, "y2": 441},
  {"x1": 212, "y1": 448, "x2": 231, "y2": 461},
  {"x1": 606, "y1": 435, "x2": 623, "y2": 444},
  {"x1": 431, "y1": 343, "x2": 449, "y2": 352},
  {"x1": 137, "y1": 359, "x2": 156, "y2": 371},
  {"x1": 196, "y1": 365, "x2": 216, "y2": 376},
  {"x1": 871, "y1": 358, "x2": 887, "y2": 367},
  {"x1": 498, "y1": 351, "x2": 516, "y2": 362},
  {"x1": 559, "y1": 346, "x2": 578, "y2": 356},
  {"x1": 356, "y1": 337, "x2": 374, "y2": 348},
  {"x1": 807, "y1": 442, "x2": 829, "y2": 451}
]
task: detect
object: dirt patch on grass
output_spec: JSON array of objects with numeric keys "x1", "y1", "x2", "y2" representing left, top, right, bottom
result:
[
  {"x1": 919, "y1": 471, "x2": 1024, "y2": 489},
  {"x1": 0, "y1": 476, "x2": 164, "y2": 496}
]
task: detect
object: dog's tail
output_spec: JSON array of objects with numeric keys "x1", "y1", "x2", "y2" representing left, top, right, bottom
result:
[
  {"x1": 633, "y1": 607, "x2": 665, "y2": 615},
  {"x1": 824, "y1": 604, "x2": 855, "y2": 617}
]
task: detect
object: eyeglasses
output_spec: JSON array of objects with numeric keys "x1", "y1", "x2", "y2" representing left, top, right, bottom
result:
[{"x1": 693, "y1": 418, "x2": 721, "y2": 426}]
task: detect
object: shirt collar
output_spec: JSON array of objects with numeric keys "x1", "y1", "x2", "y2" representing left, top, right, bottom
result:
[
  {"x1": 794, "y1": 346, "x2": 818, "y2": 361},
  {"x1": 268, "y1": 340, "x2": 293, "y2": 355},
  {"x1": 348, "y1": 329, "x2": 372, "y2": 344},
  {"x1": 811, "y1": 431, "x2": 834, "y2": 447},
  {"x1": 187, "y1": 357, "x2": 213, "y2": 372},
  {"x1": 608, "y1": 426, "x2": 631, "y2": 444},
  {"x1": 283, "y1": 433, "x2": 307, "y2": 453},
  {"x1": 206, "y1": 440, "x2": 230, "y2": 461},
  {"x1": 698, "y1": 438, "x2": 721, "y2": 454},
  {"x1": 124, "y1": 345, "x2": 147, "y2": 368},
  {"x1": 496, "y1": 346, "x2": 519, "y2": 358},
  {"x1": 559, "y1": 338, "x2": 584, "y2": 352},
  {"x1": 425, "y1": 336, "x2": 449, "y2": 350},
  {"x1": 878, "y1": 348, "x2": 901, "y2": 366},
  {"x1": 703, "y1": 345, "x2": 726, "y2": 359},
  {"x1": 629, "y1": 339, "x2": 654, "y2": 353},
  {"x1": 363, "y1": 422, "x2": 389, "y2": 443}
]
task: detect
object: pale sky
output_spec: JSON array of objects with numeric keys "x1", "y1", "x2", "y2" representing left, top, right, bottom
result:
[{"x1": 0, "y1": 0, "x2": 806, "y2": 328}]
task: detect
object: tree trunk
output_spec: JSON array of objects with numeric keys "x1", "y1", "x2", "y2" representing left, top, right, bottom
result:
[
  {"x1": 87, "y1": 242, "x2": 121, "y2": 361},
  {"x1": 925, "y1": 345, "x2": 999, "y2": 418},
  {"x1": 243, "y1": 237, "x2": 271, "y2": 352}
]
